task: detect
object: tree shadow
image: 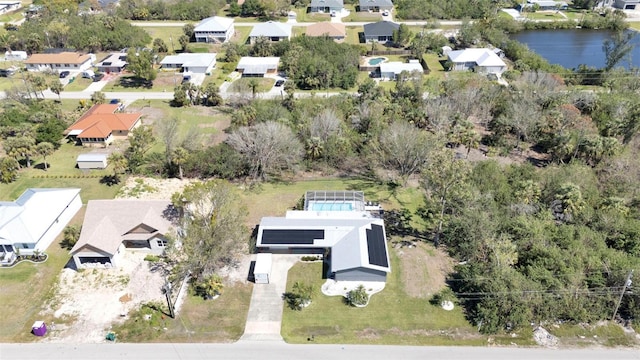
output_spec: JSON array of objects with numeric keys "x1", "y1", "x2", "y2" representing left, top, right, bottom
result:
[
  {"x1": 118, "y1": 76, "x2": 153, "y2": 89},
  {"x1": 100, "y1": 175, "x2": 120, "y2": 186}
]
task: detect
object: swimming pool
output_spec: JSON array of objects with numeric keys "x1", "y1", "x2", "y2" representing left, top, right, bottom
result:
[
  {"x1": 311, "y1": 203, "x2": 353, "y2": 211},
  {"x1": 368, "y1": 57, "x2": 386, "y2": 66}
]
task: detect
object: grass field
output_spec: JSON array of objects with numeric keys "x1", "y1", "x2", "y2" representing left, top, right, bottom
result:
[
  {"x1": 0, "y1": 208, "x2": 85, "y2": 342},
  {"x1": 229, "y1": 77, "x2": 275, "y2": 93},
  {"x1": 64, "y1": 77, "x2": 93, "y2": 91},
  {"x1": 102, "y1": 72, "x2": 179, "y2": 92},
  {"x1": 142, "y1": 25, "x2": 185, "y2": 51}
]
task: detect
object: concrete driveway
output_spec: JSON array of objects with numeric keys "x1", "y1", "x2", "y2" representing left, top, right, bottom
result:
[{"x1": 241, "y1": 254, "x2": 300, "y2": 341}]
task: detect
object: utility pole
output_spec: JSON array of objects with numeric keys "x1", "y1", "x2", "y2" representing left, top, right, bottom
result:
[
  {"x1": 163, "y1": 281, "x2": 175, "y2": 318},
  {"x1": 611, "y1": 270, "x2": 634, "y2": 321}
]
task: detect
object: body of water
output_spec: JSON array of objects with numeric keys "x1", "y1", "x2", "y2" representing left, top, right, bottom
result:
[{"x1": 511, "y1": 29, "x2": 640, "y2": 69}]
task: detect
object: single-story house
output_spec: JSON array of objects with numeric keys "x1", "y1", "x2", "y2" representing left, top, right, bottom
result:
[
  {"x1": 160, "y1": 53, "x2": 217, "y2": 74},
  {"x1": 65, "y1": 104, "x2": 142, "y2": 147},
  {"x1": 249, "y1": 21, "x2": 292, "y2": 44},
  {"x1": 236, "y1": 57, "x2": 280, "y2": 77},
  {"x1": 359, "y1": 0, "x2": 393, "y2": 11},
  {"x1": 379, "y1": 60, "x2": 424, "y2": 80},
  {"x1": 0, "y1": 1, "x2": 20, "y2": 15},
  {"x1": 76, "y1": 153, "x2": 108, "y2": 169},
  {"x1": 363, "y1": 21, "x2": 399, "y2": 43},
  {"x1": 70, "y1": 200, "x2": 175, "y2": 269},
  {"x1": 4, "y1": 50, "x2": 27, "y2": 61},
  {"x1": 517, "y1": 0, "x2": 568, "y2": 11},
  {"x1": 25, "y1": 52, "x2": 95, "y2": 72},
  {"x1": 309, "y1": 0, "x2": 344, "y2": 13},
  {"x1": 0, "y1": 188, "x2": 82, "y2": 264},
  {"x1": 614, "y1": 0, "x2": 640, "y2": 9},
  {"x1": 305, "y1": 22, "x2": 346, "y2": 41},
  {"x1": 194, "y1": 16, "x2": 235, "y2": 43},
  {"x1": 95, "y1": 52, "x2": 127, "y2": 73},
  {"x1": 447, "y1": 48, "x2": 507, "y2": 75},
  {"x1": 256, "y1": 191, "x2": 391, "y2": 283}
]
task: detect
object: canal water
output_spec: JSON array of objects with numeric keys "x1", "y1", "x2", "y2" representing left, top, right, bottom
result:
[{"x1": 511, "y1": 29, "x2": 640, "y2": 69}]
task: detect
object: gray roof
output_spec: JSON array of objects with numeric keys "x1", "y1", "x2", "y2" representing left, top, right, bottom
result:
[
  {"x1": 71, "y1": 200, "x2": 174, "y2": 256},
  {"x1": 249, "y1": 21, "x2": 292, "y2": 38},
  {"x1": 310, "y1": 0, "x2": 344, "y2": 7},
  {"x1": 237, "y1": 56, "x2": 280, "y2": 75},
  {"x1": 194, "y1": 16, "x2": 234, "y2": 32},
  {"x1": 359, "y1": 0, "x2": 393, "y2": 7},
  {"x1": 380, "y1": 61, "x2": 423, "y2": 75},
  {"x1": 160, "y1": 53, "x2": 217, "y2": 68},
  {"x1": 77, "y1": 153, "x2": 108, "y2": 162},
  {"x1": 363, "y1": 21, "x2": 399, "y2": 37}
]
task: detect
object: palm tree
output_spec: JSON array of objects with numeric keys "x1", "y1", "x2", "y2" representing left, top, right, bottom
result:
[
  {"x1": 49, "y1": 80, "x2": 63, "y2": 101},
  {"x1": 36, "y1": 142, "x2": 54, "y2": 171},
  {"x1": 108, "y1": 152, "x2": 128, "y2": 183},
  {"x1": 172, "y1": 147, "x2": 188, "y2": 179},
  {"x1": 248, "y1": 79, "x2": 259, "y2": 99}
]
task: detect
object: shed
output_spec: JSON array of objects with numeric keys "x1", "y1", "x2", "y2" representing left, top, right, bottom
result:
[
  {"x1": 254, "y1": 253, "x2": 272, "y2": 284},
  {"x1": 5, "y1": 50, "x2": 27, "y2": 61},
  {"x1": 77, "y1": 153, "x2": 108, "y2": 169}
]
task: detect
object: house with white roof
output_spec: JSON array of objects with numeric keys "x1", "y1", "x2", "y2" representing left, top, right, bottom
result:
[
  {"x1": 0, "y1": 188, "x2": 82, "y2": 264},
  {"x1": 96, "y1": 52, "x2": 127, "y2": 73},
  {"x1": 194, "y1": 16, "x2": 235, "y2": 43},
  {"x1": 447, "y1": 48, "x2": 507, "y2": 75},
  {"x1": 70, "y1": 200, "x2": 176, "y2": 269},
  {"x1": 236, "y1": 57, "x2": 280, "y2": 77},
  {"x1": 309, "y1": 0, "x2": 344, "y2": 13},
  {"x1": 249, "y1": 21, "x2": 292, "y2": 44},
  {"x1": 256, "y1": 191, "x2": 390, "y2": 282},
  {"x1": 379, "y1": 60, "x2": 424, "y2": 80},
  {"x1": 160, "y1": 53, "x2": 217, "y2": 74}
]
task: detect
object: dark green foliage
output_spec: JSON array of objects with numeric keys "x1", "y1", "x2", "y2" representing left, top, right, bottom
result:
[
  {"x1": 182, "y1": 143, "x2": 249, "y2": 179},
  {"x1": 35, "y1": 118, "x2": 66, "y2": 148},
  {"x1": 117, "y1": 0, "x2": 226, "y2": 21},
  {"x1": 394, "y1": 0, "x2": 498, "y2": 19}
]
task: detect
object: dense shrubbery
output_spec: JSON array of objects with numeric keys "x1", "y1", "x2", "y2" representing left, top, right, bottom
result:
[
  {"x1": 394, "y1": 0, "x2": 499, "y2": 19},
  {"x1": 117, "y1": 0, "x2": 226, "y2": 21}
]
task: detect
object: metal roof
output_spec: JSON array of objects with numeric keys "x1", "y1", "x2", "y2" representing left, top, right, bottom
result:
[
  {"x1": 447, "y1": 48, "x2": 507, "y2": 67},
  {"x1": 77, "y1": 153, "x2": 108, "y2": 162},
  {"x1": 249, "y1": 21, "x2": 292, "y2": 38},
  {"x1": 359, "y1": 0, "x2": 393, "y2": 7},
  {"x1": 194, "y1": 16, "x2": 234, "y2": 32},
  {"x1": 310, "y1": 0, "x2": 344, "y2": 7},
  {"x1": 237, "y1": 57, "x2": 280, "y2": 74},
  {"x1": 160, "y1": 53, "x2": 217, "y2": 68},
  {"x1": 363, "y1": 21, "x2": 399, "y2": 37},
  {"x1": 380, "y1": 61, "x2": 424, "y2": 75}
]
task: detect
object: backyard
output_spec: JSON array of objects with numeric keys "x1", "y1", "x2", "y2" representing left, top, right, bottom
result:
[{"x1": 102, "y1": 72, "x2": 182, "y2": 92}]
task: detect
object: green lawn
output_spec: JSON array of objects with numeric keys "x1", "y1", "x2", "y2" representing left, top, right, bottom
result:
[
  {"x1": 0, "y1": 9, "x2": 24, "y2": 23},
  {"x1": 229, "y1": 77, "x2": 275, "y2": 93},
  {"x1": 142, "y1": 26, "x2": 185, "y2": 52},
  {"x1": 102, "y1": 72, "x2": 178, "y2": 92},
  {"x1": 521, "y1": 11, "x2": 566, "y2": 20},
  {"x1": 550, "y1": 323, "x2": 636, "y2": 347},
  {"x1": 292, "y1": 8, "x2": 331, "y2": 23},
  {"x1": 0, "y1": 76, "x2": 23, "y2": 91},
  {"x1": 64, "y1": 76, "x2": 93, "y2": 91},
  {"x1": 233, "y1": 26, "x2": 252, "y2": 45},
  {"x1": 342, "y1": 5, "x2": 382, "y2": 22},
  {"x1": 345, "y1": 26, "x2": 363, "y2": 45}
]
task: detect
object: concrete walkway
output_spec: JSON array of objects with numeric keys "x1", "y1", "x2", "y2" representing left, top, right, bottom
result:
[{"x1": 240, "y1": 254, "x2": 300, "y2": 342}]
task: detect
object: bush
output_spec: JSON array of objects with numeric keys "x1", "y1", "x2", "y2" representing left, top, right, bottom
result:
[
  {"x1": 193, "y1": 274, "x2": 224, "y2": 299},
  {"x1": 429, "y1": 287, "x2": 456, "y2": 306},
  {"x1": 61, "y1": 224, "x2": 81, "y2": 250},
  {"x1": 144, "y1": 254, "x2": 160, "y2": 262},
  {"x1": 346, "y1": 285, "x2": 368, "y2": 307},
  {"x1": 283, "y1": 281, "x2": 313, "y2": 310},
  {"x1": 301, "y1": 255, "x2": 320, "y2": 262}
]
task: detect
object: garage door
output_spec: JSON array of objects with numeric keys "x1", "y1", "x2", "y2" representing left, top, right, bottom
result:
[{"x1": 79, "y1": 256, "x2": 111, "y2": 265}]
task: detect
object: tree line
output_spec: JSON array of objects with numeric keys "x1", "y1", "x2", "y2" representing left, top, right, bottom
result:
[{"x1": 116, "y1": 0, "x2": 226, "y2": 21}]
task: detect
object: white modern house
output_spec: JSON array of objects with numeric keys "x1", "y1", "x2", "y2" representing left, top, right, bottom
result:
[
  {"x1": 249, "y1": 21, "x2": 292, "y2": 44},
  {"x1": 447, "y1": 48, "x2": 507, "y2": 75},
  {"x1": 25, "y1": 52, "x2": 95, "y2": 72},
  {"x1": 236, "y1": 57, "x2": 280, "y2": 77},
  {"x1": 194, "y1": 16, "x2": 235, "y2": 43},
  {"x1": 379, "y1": 60, "x2": 424, "y2": 80},
  {"x1": 160, "y1": 53, "x2": 217, "y2": 74},
  {"x1": 256, "y1": 191, "x2": 390, "y2": 283},
  {"x1": 95, "y1": 52, "x2": 127, "y2": 73},
  {"x1": 70, "y1": 200, "x2": 175, "y2": 269},
  {"x1": 0, "y1": 188, "x2": 82, "y2": 264}
]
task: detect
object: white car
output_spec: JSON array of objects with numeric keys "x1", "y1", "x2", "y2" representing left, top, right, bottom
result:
[{"x1": 382, "y1": 10, "x2": 390, "y2": 16}]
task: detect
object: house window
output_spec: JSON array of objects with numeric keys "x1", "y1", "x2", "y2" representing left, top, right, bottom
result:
[{"x1": 157, "y1": 240, "x2": 168, "y2": 247}]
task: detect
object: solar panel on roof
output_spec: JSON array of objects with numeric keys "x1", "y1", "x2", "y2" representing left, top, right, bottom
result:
[
  {"x1": 366, "y1": 224, "x2": 388, "y2": 267},
  {"x1": 261, "y1": 229, "x2": 324, "y2": 245}
]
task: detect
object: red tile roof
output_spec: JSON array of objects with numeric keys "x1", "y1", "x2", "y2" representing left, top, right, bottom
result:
[{"x1": 66, "y1": 104, "x2": 142, "y2": 139}]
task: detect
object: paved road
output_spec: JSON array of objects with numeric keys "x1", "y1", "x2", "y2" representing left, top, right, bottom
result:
[{"x1": 2, "y1": 342, "x2": 639, "y2": 360}]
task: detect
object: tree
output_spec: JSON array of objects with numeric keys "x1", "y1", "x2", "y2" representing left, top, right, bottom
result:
[
  {"x1": 152, "y1": 38, "x2": 168, "y2": 53},
  {"x1": 3, "y1": 136, "x2": 36, "y2": 168},
  {"x1": 183, "y1": 23, "x2": 195, "y2": 39},
  {"x1": 0, "y1": 157, "x2": 19, "y2": 183},
  {"x1": 241, "y1": 0, "x2": 265, "y2": 16},
  {"x1": 108, "y1": 152, "x2": 128, "y2": 183},
  {"x1": 202, "y1": 82, "x2": 223, "y2": 106},
  {"x1": 171, "y1": 85, "x2": 189, "y2": 107},
  {"x1": 36, "y1": 142, "x2": 55, "y2": 171},
  {"x1": 126, "y1": 48, "x2": 157, "y2": 82},
  {"x1": 49, "y1": 80, "x2": 64, "y2": 101},
  {"x1": 125, "y1": 125, "x2": 155, "y2": 172},
  {"x1": 155, "y1": 117, "x2": 181, "y2": 164},
  {"x1": 61, "y1": 224, "x2": 81, "y2": 250},
  {"x1": 194, "y1": 274, "x2": 224, "y2": 299},
  {"x1": 172, "y1": 147, "x2": 189, "y2": 179},
  {"x1": 603, "y1": 30, "x2": 634, "y2": 71},
  {"x1": 90, "y1": 91, "x2": 106, "y2": 105},
  {"x1": 226, "y1": 121, "x2": 304, "y2": 180},
  {"x1": 346, "y1": 285, "x2": 368, "y2": 307},
  {"x1": 284, "y1": 281, "x2": 313, "y2": 310},
  {"x1": 392, "y1": 23, "x2": 413, "y2": 48},
  {"x1": 378, "y1": 122, "x2": 438, "y2": 184},
  {"x1": 171, "y1": 180, "x2": 248, "y2": 282},
  {"x1": 421, "y1": 149, "x2": 471, "y2": 246},
  {"x1": 178, "y1": 34, "x2": 190, "y2": 52}
]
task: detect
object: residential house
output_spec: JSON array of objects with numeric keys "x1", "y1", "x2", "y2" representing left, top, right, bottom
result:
[
  {"x1": 65, "y1": 104, "x2": 142, "y2": 147},
  {"x1": 25, "y1": 52, "x2": 94, "y2": 73},
  {"x1": 0, "y1": 1, "x2": 20, "y2": 15},
  {"x1": 359, "y1": 0, "x2": 393, "y2": 12},
  {"x1": 70, "y1": 200, "x2": 175, "y2": 269},
  {"x1": 309, "y1": 0, "x2": 344, "y2": 13},
  {"x1": 363, "y1": 21, "x2": 399, "y2": 43},
  {"x1": 249, "y1": 21, "x2": 292, "y2": 44},
  {"x1": 614, "y1": 0, "x2": 640, "y2": 9},
  {"x1": 256, "y1": 191, "x2": 391, "y2": 283},
  {"x1": 194, "y1": 16, "x2": 235, "y2": 43},
  {"x1": 236, "y1": 57, "x2": 280, "y2": 77},
  {"x1": 95, "y1": 52, "x2": 127, "y2": 73},
  {"x1": 379, "y1": 60, "x2": 424, "y2": 80},
  {"x1": 305, "y1": 22, "x2": 346, "y2": 42},
  {"x1": 447, "y1": 48, "x2": 507, "y2": 75},
  {"x1": 0, "y1": 188, "x2": 81, "y2": 264},
  {"x1": 517, "y1": 0, "x2": 568, "y2": 11},
  {"x1": 160, "y1": 53, "x2": 217, "y2": 74}
]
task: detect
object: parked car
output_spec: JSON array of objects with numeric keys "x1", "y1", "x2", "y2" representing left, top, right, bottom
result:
[
  {"x1": 275, "y1": 80, "x2": 285, "y2": 87},
  {"x1": 109, "y1": 99, "x2": 121, "y2": 104},
  {"x1": 92, "y1": 73, "x2": 104, "y2": 82},
  {"x1": 382, "y1": 10, "x2": 390, "y2": 16},
  {"x1": 82, "y1": 70, "x2": 95, "y2": 79},
  {"x1": 59, "y1": 71, "x2": 70, "y2": 78}
]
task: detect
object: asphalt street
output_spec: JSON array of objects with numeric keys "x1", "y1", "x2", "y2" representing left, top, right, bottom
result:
[{"x1": 2, "y1": 342, "x2": 639, "y2": 360}]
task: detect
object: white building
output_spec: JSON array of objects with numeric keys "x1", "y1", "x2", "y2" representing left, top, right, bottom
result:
[
  {"x1": 160, "y1": 53, "x2": 217, "y2": 74},
  {"x1": 194, "y1": 16, "x2": 235, "y2": 43},
  {"x1": 379, "y1": 60, "x2": 424, "y2": 80},
  {"x1": 25, "y1": 52, "x2": 94, "y2": 72},
  {"x1": 0, "y1": 188, "x2": 82, "y2": 263},
  {"x1": 447, "y1": 48, "x2": 507, "y2": 75},
  {"x1": 95, "y1": 52, "x2": 127, "y2": 73},
  {"x1": 4, "y1": 50, "x2": 27, "y2": 61},
  {"x1": 76, "y1": 153, "x2": 108, "y2": 169},
  {"x1": 236, "y1": 57, "x2": 280, "y2": 77},
  {"x1": 0, "y1": 1, "x2": 20, "y2": 15},
  {"x1": 249, "y1": 21, "x2": 292, "y2": 44}
]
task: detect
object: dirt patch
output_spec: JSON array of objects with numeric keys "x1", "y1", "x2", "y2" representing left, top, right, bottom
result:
[
  {"x1": 117, "y1": 176, "x2": 200, "y2": 200},
  {"x1": 119, "y1": 294, "x2": 132, "y2": 303},
  {"x1": 394, "y1": 241, "x2": 454, "y2": 299}
]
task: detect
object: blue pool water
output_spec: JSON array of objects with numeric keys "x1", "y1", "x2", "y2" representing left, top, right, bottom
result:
[
  {"x1": 368, "y1": 57, "x2": 386, "y2": 66},
  {"x1": 311, "y1": 203, "x2": 353, "y2": 211}
]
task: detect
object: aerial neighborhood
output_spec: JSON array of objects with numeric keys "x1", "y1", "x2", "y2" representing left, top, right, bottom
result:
[{"x1": 0, "y1": 0, "x2": 639, "y2": 355}]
